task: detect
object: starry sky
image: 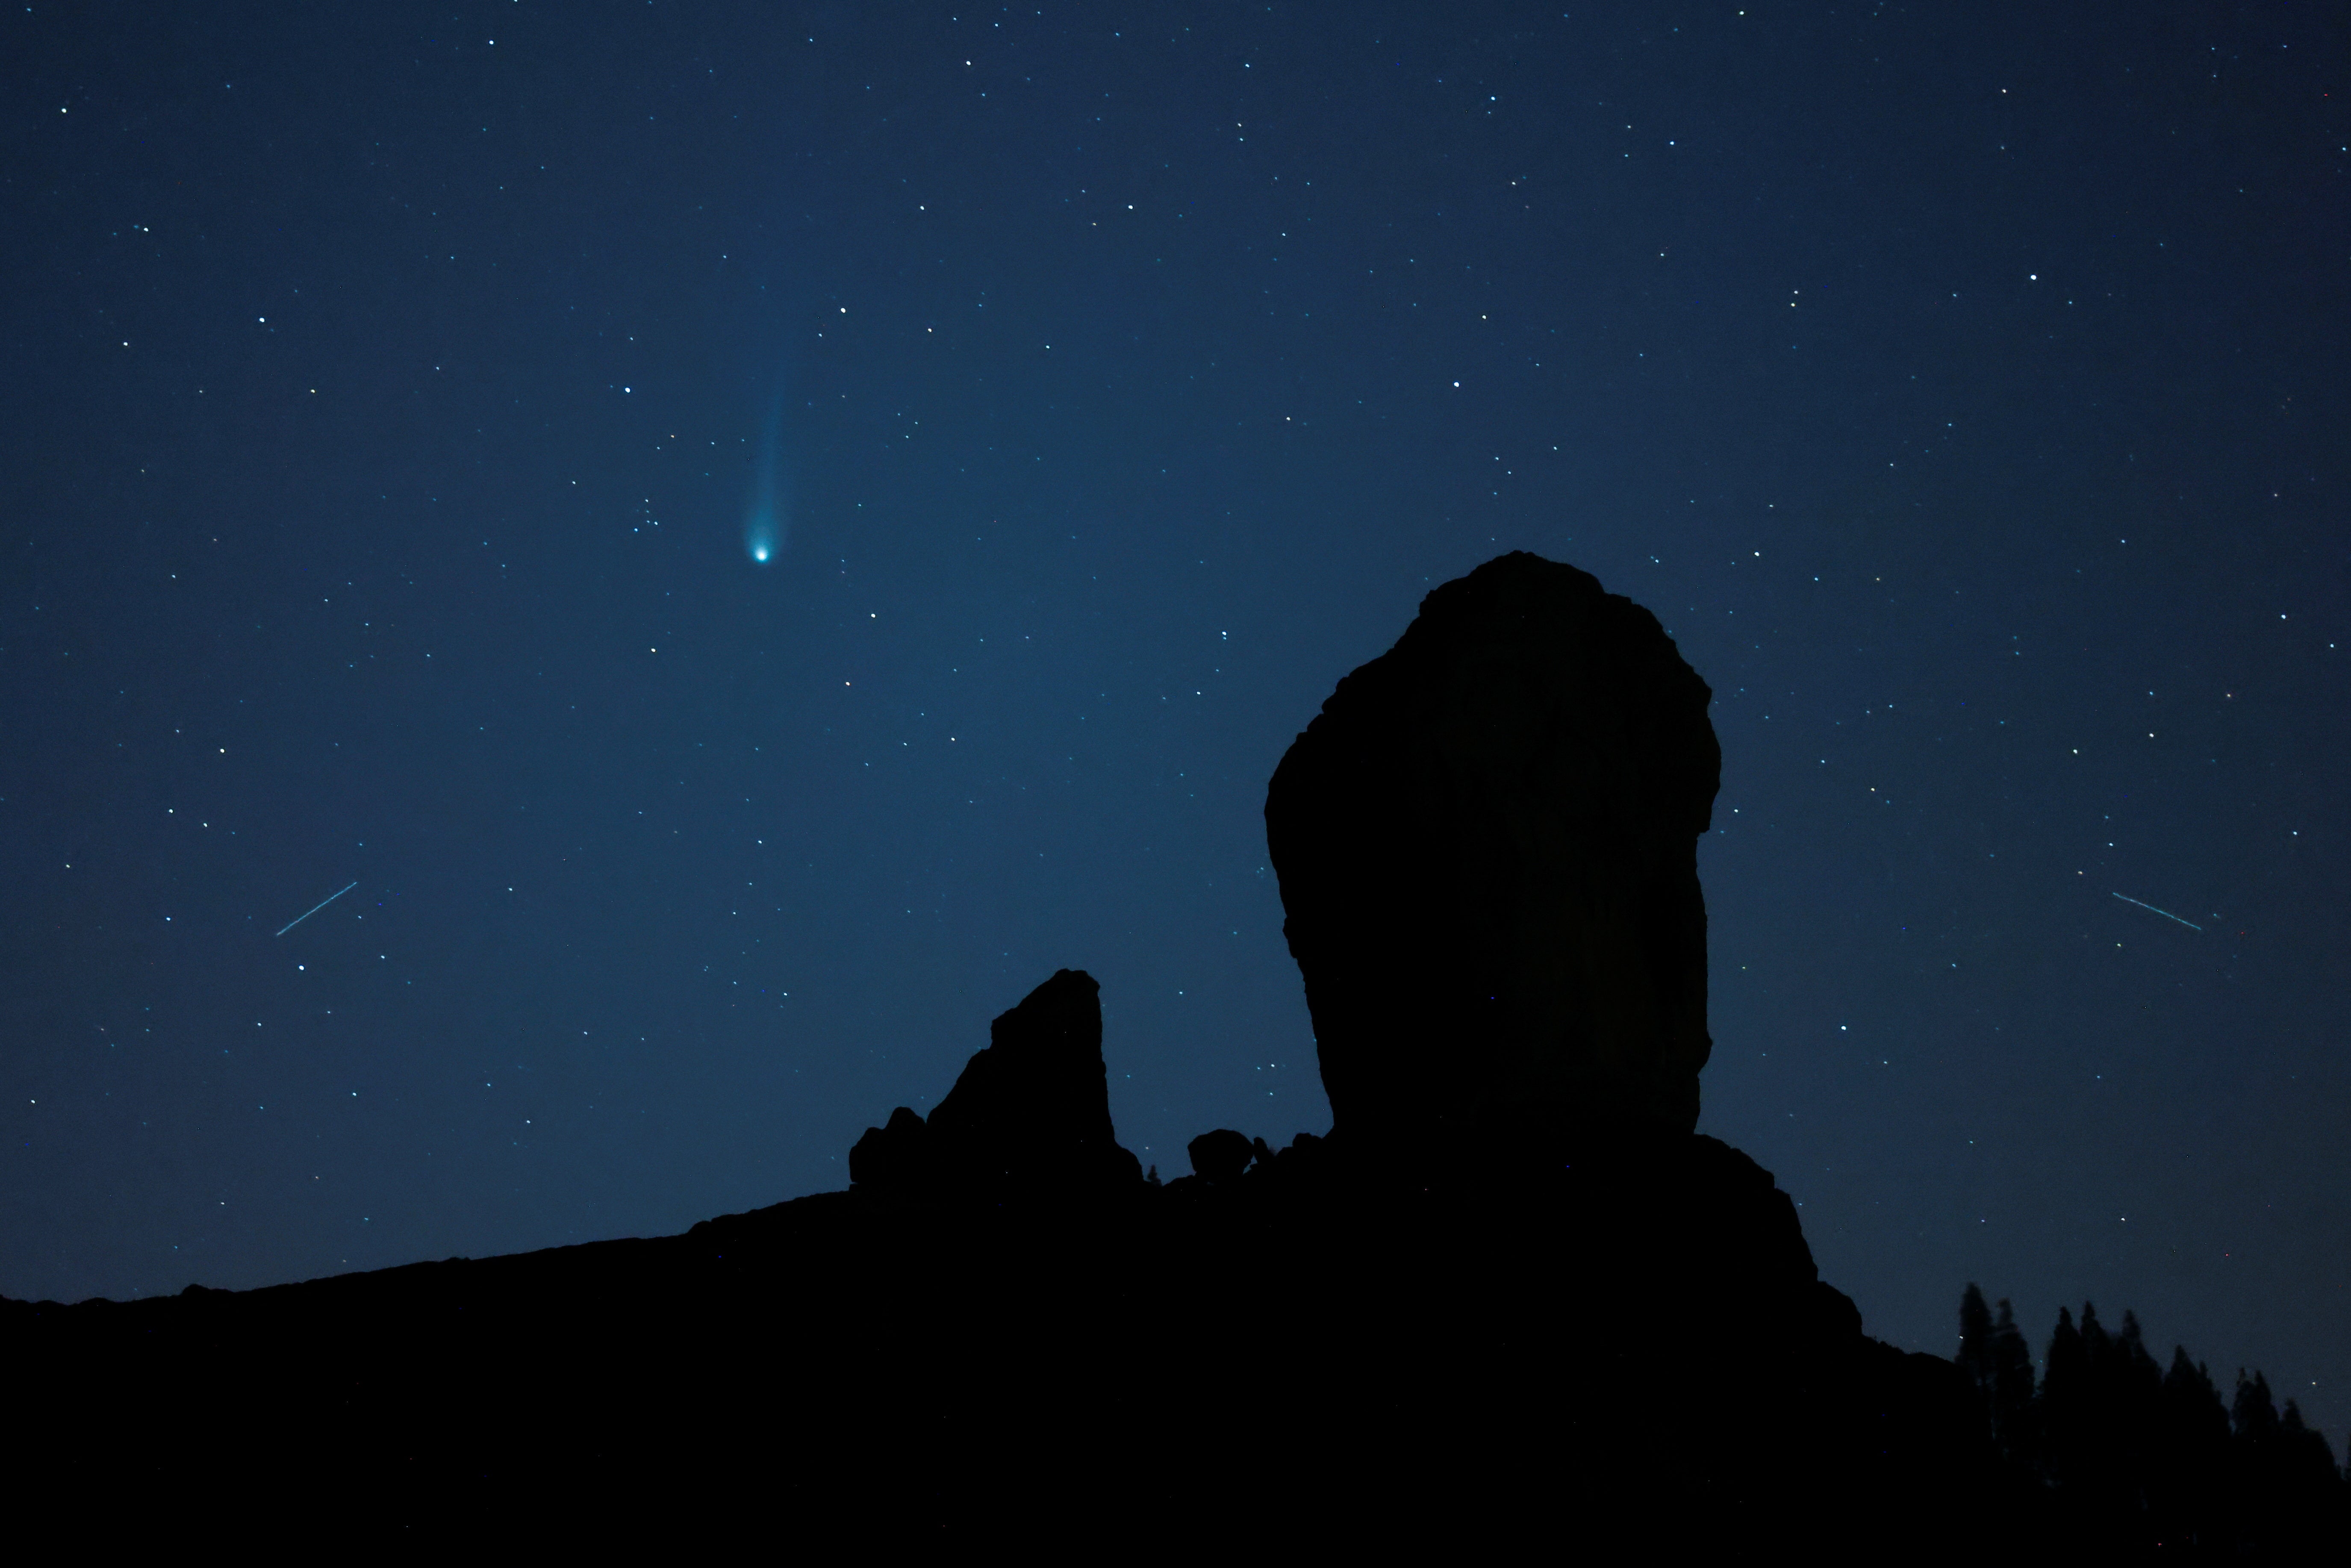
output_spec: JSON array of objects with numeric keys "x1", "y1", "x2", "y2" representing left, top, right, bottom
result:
[{"x1": 6, "y1": 1, "x2": 2346, "y2": 1436}]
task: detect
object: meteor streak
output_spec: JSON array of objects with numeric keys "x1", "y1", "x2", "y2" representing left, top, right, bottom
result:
[
  {"x1": 277, "y1": 880, "x2": 359, "y2": 936},
  {"x1": 2111, "y1": 891, "x2": 2200, "y2": 931}
]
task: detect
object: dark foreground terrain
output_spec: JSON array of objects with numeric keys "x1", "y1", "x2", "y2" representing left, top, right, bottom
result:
[
  {"x1": 1, "y1": 556, "x2": 2232, "y2": 1552},
  {"x1": 7, "y1": 1127, "x2": 1991, "y2": 1551}
]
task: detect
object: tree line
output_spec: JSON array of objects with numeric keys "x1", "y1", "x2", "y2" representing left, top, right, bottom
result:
[{"x1": 1956, "y1": 1285, "x2": 2343, "y2": 1553}]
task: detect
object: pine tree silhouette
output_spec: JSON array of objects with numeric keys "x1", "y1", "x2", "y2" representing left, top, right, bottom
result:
[
  {"x1": 2152, "y1": 1347, "x2": 2230, "y2": 1548},
  {"x1": 1962, "y1": 1286, "x2": 2345, "y2": 1553},
  {"x1": 2276, "y1": 1398, "x2": 2342, "y2": 1530},
  {"x1": 1954, "y1": 1286, "x2": 2039, "y2": 1469},
  {"x1": 2036, "y1": 1303, "x2": 2160, "y2": 1523},
  {"x1": 2039, "y1": 1304, "x2": 2086, "y2": 1491},
  {"x1": 2100, "y1": 1311, "x2": 2163, "y2": 1515},
  {"x1": 2232, "y1": 1369, "x2": 2285, "y2": 1551},
  {"x1": 2229, "y1": 1371, "x2": 2345, "y2": 1551},
  {"x1": 2233, "y1": 1369, "x2": 2281, "y2": 1445},
  {"x1": 1956, "y1": 1284, "x2": 1996, "y2": 1420},
  {"x1": 1987, "y1": 1298, "x2": 2036, "y2": 1468}
]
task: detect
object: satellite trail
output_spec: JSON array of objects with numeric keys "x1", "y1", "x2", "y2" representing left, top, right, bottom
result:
[
  {"x1": 276, "y1": 881, "x2": 359, "y2": 937},
  {"x1": 2111, "y1": 891, "x2": 2201, "y2": 931}
]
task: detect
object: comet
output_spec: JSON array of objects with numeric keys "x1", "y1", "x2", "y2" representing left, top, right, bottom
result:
[
  {"x1": 276, "y1": 880, "x2": 359, "y2": 937},
  {"x1": 744, "y1": 388, "x2": 787, "y2": 564}
]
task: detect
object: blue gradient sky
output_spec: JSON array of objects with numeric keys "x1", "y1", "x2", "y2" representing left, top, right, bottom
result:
[{"x1": 4, "y1": 0, "x2": 2345, "y2": 1439}]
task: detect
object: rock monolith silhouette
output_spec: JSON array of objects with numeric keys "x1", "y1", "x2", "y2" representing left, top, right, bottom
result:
[
  {"x1": 849, "y1": 967, "x2": 1141, "y2": 1193},
  {"x1": 1264, "y1": 552, "x2": 1720, "y2": 1164}
]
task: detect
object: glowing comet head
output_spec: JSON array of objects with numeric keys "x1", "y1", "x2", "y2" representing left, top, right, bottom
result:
[{"x1": 745, "y1": 512, "x2": 778, "y2": 564}]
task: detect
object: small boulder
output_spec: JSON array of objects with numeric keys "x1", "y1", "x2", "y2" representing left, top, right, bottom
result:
[
  {"x1": 1186, "y1": 1129, "x2": 1256, "y2": 1185},
  {"x1": 848, "y1": 1106, "x2": 930, "y2": 1191}
]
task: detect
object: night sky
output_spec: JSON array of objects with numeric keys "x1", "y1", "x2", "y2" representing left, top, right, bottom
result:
[{"x1": 6, "y1": 2, "x2": 2346, "y2": 1437}]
